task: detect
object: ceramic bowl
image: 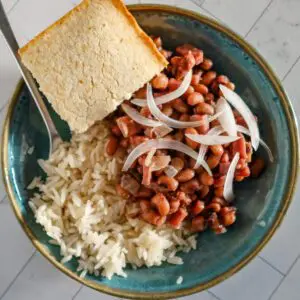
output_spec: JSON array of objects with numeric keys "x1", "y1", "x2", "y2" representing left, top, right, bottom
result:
[{"x1": 2, "y1": 5, "x2": 299, "y2": 299}]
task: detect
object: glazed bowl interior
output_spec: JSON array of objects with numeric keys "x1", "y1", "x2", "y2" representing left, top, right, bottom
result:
[{"x1": 2, "y1": 5, "x2": 298, "y2": 299}]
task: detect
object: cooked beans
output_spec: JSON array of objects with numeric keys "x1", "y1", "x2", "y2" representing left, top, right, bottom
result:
[
  {"x1": 195, "y1": 102, "x2": 214, "y2": 115},
  {"x1": 187, "y1": 92, "x2": 204, "y2": 106},
  {"x1": 152, "y1": 73, "x2": 169, "y2": 90},
  {"x1": 176, "y1": 168, "x2": 195, "y2": 182},
  {"x1": 180, "y1": 179, "x2": 201, "y2": 194},
  {"x1": 250, "y1": 158, "x2": 265, "y2": 178},
  {"x1": 171, "y1": 157, "x2": 185, "y2": 172},
  {"x1": 106, "y1": 136, "x2": 118, "y2": 156},
  {"x1": 191, "y1": 200, "x2": 205, "y2": 216},
  {"x1": 201, "y1": 71, "x2": 217, "y2": 86},
  {"x1": 200, "y1": 58, "x2": 213, "y2": 71},
  {"x1": 110, "y1": 38, "x2": 263, "y2": 233},
  {"x1": 194, "y1": 83, "x2": 209, "y2": 95},
  {"x1": 169, "y1": 208, "x2": 188, "y2": 229},
  {"x1": 184, "y1": 128, "x2": 199, "y2": 150},
  {"x1": 172, "y1": 98, "x2": 189, "y2": 113},
  {"x1": 210, "y1": 145, "x2": 224, "y2": 157},
  {"x1": 157, "y1": 176, "x2": 179, "y2": 192},
  {"x1": 199, "y1": 172, "x2": 214, "y2": 186},
  {"x1": 151, "y1": 193, "x2": 170, "y2": 216}
]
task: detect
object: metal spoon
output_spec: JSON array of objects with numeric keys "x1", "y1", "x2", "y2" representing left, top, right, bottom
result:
[{"x1": 0, "y1": 1, "x2": 61, "y2": 156}]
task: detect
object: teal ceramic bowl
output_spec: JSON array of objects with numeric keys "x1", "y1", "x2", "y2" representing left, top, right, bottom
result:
[{"x1": 2, "y1": 5, "x2": 299, "y2": 299}]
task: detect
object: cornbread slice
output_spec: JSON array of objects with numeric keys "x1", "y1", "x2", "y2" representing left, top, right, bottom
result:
[{"x1": 19, "y1": 0, "x2": 168, "y2": 133}]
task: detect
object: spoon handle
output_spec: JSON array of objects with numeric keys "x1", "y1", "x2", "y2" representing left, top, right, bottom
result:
[{"x1": 0, "y1": 1, "x2": 61, "y2": 152}]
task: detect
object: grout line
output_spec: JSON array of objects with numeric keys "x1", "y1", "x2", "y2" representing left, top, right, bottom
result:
[
  {"x1": 244, "y1": 0, "x2": 274, "y2": 38},
  {"x1": 268, "y1": 254, "x2": 300, "y2": 300},
  {"x1": 72, "y1": 285, "x2": 83, "y2": 300},
  {"x1": 282, "y1": 55, "x2": 300, "y2": 82},
  {"x1": 258, "y1": 256, "x2": 285, "y2": 276},
  {"x1": 7, "y1": 0, "x2": 21, "y2": 15},
  {"x1": 0, "y1": 250, "x2": 37, "y2": 300},
  {"x1": 208, "y1": 290, "x2": 222, "y2": 300}
]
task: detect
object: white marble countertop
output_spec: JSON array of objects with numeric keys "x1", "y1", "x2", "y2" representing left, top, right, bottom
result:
[{"x1": 0, "y1": 0, "x2": 299, "y2": 299}]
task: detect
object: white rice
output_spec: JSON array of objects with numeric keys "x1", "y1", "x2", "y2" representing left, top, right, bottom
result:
[
  {"x1": 29, "y1": 122, "x2": 197, "y2": 279},
  {"x1": 176, "y1": 276, "x2": 183, "y2": 285}
]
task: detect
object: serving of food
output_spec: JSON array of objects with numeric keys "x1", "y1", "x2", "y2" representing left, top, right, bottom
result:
[{"x1": 2, "y1": 0, "x2": 298, "y2": 298}]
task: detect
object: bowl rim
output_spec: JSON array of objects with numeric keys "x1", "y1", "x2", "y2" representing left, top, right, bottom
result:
[{"x1": 1, "y1": 4, "x2": 299, "y2": 299}]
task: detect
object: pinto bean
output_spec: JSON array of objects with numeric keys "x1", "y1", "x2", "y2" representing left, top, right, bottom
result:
[
  {"x1": 250, "y1": 158, "x2": 265, "y2": 178},
  {"x1": 220, "y1": 207, "x2": 237, "y2": 226},
  {"x1": 201, "y1": 71, "x2": 217, "y2": 86},
  {"x1": 191, "y1": 200, "x2": 205, "y2": 216},
  {"x1": 176, "y1": 191, "x2": 192, "y2": 206},
  {"x1": 208, "y1": 212, "x2": 227, "y2": 234},
  {"x1": 194, "y1": 84, "x2": 209, "y2": 95},
  {"x1": 179, "y1": 114, "x2": 190, "y2": 121},
  {"x1": 205, "y1": 202, "x2": 221, "y2": 213},
  {"x1": 214, "y1": 176, "x2": 226, "y2": 187},
  {"x1": 141, "y1": 210, "x2": 166, "y2": 226},
  {"x1": 157, "y1": 176, "x2": 179, "y2": 192},
  {"x1": 172, "y1": 98, "x2": 189, "y2": 113},
  {"x1": 205, "y1": 93, "x2": 215, "y2": 104},
  {"x1": 207, "y1": 154, "x2": 222, "y2": 169},
  {"x1": 199, "y1": 172, "x2": 214, "y2": 186},
  {"x1": 134, "y1": 86, "x2": 146, "y2": 99},
  {"x1": 191, "y1": 216, "x2": 206, "y2": 232},
  {"x1": 162, "y1": 103, "x2": 173, "y2": 117},
  {"x1": 151, "y1": 193, "x2": 170, "y2": 216},
  {"x1": 214, "y1": 186, "x2": 224, "y2": 198},
  {"x1": 168, "y1": 208, "x2": 188, "y2": 229},
  {"x1": 236, "y1": 166, "x2": 251, "y2": 177},
  {"x1": 106, "y1": 136, "x2": 118, "y2": 156},
  {"x1": 183, "y1": 85, "x2": 195, "y2": 98},
  {"x1": 176, "y1": 168, "x2": 195, "y2": 182},
  {"x1": 151, "y1": 73, "x2": 169, "y2": 90},
  {"x1": 187, "y1": 92, "x2": 204, "y2": 106},
  {"x1": 191, "y1": 72, "x2": 202, "y2": 86},
  {"x1": 226, "y1": 82, "x2": 235, "y2": 91},
  {"x1": 216, "y1": 75, "x2": 229, "y2": 85},
  {"x1": 219, "y1": 162, "x2": 230, "y2": 175},
  {"x1": 169, "y1": 199, "x2": 180, "y2": 214},
  {"x1": 180, "y1": 179, "x2": 201, "y2": 194},
  {"x1": 195, "y1": 102, "x2": 214, "y2": 115},
  {"x1": 111, "y1": 125, "x2": 122, "y2": 137},
  {"x1": 185, "y1": 128, "x2": 199, "y2": 150},
  {"x1": 210, "y1": 145, "x2": 224, "y2": 156},
  {"x1": 199, "y1": 185, "x2": 210, "y2": 198},
  {"x1": 200, "y1": 58, "x2": 213, "y2": 71},
  {"x1": 232, "y1": 133, "x2": 247, "y2": 159},
  {"x1": 211, "y1": 196, "x2": 228, "y2": 206},
  {"x1": 190, "y1": 114, "x2": 209, "y2": 134},
  {"x1": 171, "y1": 157, "x2": 185, "y2": 172},
  {"x1": 168, "y1": 78, "x2": 181, "y2": 91}
]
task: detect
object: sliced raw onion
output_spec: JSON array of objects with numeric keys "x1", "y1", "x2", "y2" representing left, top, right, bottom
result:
[
  {"x1": 185, "y1": 134, "x2": 240, "y2": 145},
  {"x1": 152, "y1": 124, "x2": 173, "y2": 138},
  {"x1": 223, "y1": 152, "x2": 240, "y2": 202},
  {"x1": 237, "y1": 125, "x2": 274, "y2": 162},
  {"x1": 220, "y1": 85, "x2": 260, "y2": 150},
  {"x1": 145, "y1": 148, "x2": 156, "y2": 167},
  {"x1": 164, "y1": 165, "x2": 178, "y2": 178},
  {"x1": 131, "y1": 70, "x2": 192, "y2": 107},
  {"x1": 121, "y1": 104, "x2": 162, "y2": 127},
  {"x1": 216, "y1": 97, "x2": 237, "y2": 136},
  {"x1": 146, "y1": 84, "x2": 220, "y2": 129},
  {"x1": 122, "y1": 139, "x2": 212, "y2": 175},
  {"x1": 194, "y1": 126, "x2": 224, "y2": 169}
]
